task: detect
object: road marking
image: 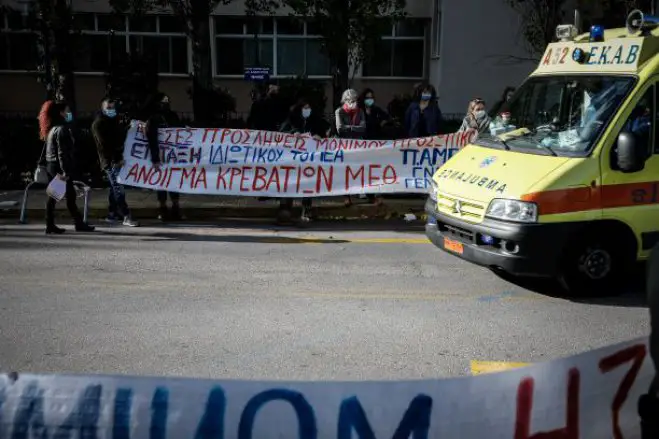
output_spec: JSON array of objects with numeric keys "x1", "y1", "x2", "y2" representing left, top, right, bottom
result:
[{"x1": 470, "y1": 360, "x2": 531, "y2": 375}]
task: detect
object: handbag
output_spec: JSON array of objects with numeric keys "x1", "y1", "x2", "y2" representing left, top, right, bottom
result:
[{"x1": 34, "y1": 142, "x2": 49, "y2": 184}]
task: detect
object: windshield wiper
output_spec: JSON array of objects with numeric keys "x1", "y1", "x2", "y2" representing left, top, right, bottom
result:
[
  {"x1": 488, "y1": 137, "x2": 511, "y2": 150},
  {"x1": 537, "y1": 143, "x2": 558, "y2": 156}
]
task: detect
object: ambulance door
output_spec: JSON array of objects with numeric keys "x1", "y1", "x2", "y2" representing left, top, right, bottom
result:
[{"x1": 601, "y1": 79, "x2": 659, "y2": 258}]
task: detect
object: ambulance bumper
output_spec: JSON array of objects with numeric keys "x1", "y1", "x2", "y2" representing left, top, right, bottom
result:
[{"x1": 424, "y1": 198, "x2": 571, "y2": 277}]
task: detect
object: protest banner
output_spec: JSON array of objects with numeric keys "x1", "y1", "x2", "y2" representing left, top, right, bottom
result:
[
  {"x1": 118, "y1": 123, "x2": 477, "y2": 197},
  {"x1": 0, "y1": 337, "x2": 653, "y2": 438}
]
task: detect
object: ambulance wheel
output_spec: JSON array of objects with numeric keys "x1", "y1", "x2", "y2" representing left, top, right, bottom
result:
[{"x1": 559, "y1": 233, "x2": 632, "y2": 297}]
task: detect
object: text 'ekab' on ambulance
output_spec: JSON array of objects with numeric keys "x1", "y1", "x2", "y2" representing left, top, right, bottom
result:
[{"x1": 426, "y1": 10, "x2": 659, "y2": 296}]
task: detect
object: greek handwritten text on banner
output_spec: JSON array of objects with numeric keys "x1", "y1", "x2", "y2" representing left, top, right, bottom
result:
[
  {"x1": 0, "y1": 337, "x2": 652, "y2": 438},
  {"x1": 118, "y1": 122, "x2": 477, "y2": 196}
]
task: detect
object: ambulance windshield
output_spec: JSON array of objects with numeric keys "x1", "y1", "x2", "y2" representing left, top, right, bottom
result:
[{"x1": 478, "y1": 75, "x2": 635, "y2": 156}]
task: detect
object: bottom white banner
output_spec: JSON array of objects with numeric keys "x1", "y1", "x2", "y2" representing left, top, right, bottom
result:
[{"x1": 0, "y1": 337, "x2": 654, "y2": 439}]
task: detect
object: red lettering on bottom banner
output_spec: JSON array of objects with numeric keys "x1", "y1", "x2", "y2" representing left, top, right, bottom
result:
[
  {"x1": 514, "y1": 368, "x2": 580, "y2": 439},
  {"x1": 345, "y1": 165, "x2": 398, "y2": 190},
  {"x1": 214, "y1": 166, "x2": 335, "y2": 195},
  {"x1": 599, "y1": 344, "x2": 647, "y2": 439}
]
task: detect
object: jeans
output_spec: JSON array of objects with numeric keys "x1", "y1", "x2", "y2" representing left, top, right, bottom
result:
[
  {"x1": 157, "y1": 190, "x2": 180, "y2": 206},
  {"x1": 105, "y1": 165, "x2": 130, "y2": 219},
  {"x1": 45, "y1": 163, "x2": 83, "y2": 227}
]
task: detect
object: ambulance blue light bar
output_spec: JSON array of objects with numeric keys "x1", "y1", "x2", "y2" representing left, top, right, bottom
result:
[{"x1": 590, "y1": 25, "x2": 604, "y2": 42}]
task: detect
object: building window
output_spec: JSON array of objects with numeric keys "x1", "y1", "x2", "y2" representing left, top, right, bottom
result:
[
  {"x1": 0, "y1": 10, "x2": 38, "y2": 71},
  {"x1": 214, "y1": 16, "x2": 330, "y2": 77},
  {"x1": 74, "y1": 13, "x2": 189, "y2": 74},
  {"x1": 362, "y1": 18, "x2": 427, "y2": 78},
  {"x1": 431, "y1": 0, "x2": 441, "y2": 58}
]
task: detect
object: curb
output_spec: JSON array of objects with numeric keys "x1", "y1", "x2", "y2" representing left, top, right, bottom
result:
[{"x1": 1, "y1": 205, "x2": 428, "y2": 223}]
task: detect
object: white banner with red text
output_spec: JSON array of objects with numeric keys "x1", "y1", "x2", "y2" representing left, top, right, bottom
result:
[
  {"x1": 0, "y1": 337, "x2": 654, "y2": 439},
  {"x1": 117, "y1": 122, "x2": 477, "y2": 197}
]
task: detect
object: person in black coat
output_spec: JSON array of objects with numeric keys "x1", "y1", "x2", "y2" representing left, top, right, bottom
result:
[
  {"x1": 39, "y1": 100, "x2": 95, "y2": 234},
  {"x1": 278, "y1": 98, "x2": 329, "y2": 223},
  {"x1": 91, "y1": 98, "x2": 139, "y2": 227},
  {"x1": 359, "y1": 88, "x2": 391, "y2": 140},
  {"x1": 144, "y1": 92, "x2": 183, "y2": 221}
]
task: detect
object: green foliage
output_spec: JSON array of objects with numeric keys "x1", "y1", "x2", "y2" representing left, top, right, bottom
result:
[
  {"x1": 104, "y1": 48, "x2": 160, "y2": 120},
  {"x1": 278, "y1": 76, "x2": 328, "y2": 114},
  {"x1": 283, "y1": 0, "x2": 406, "y2": 71}
]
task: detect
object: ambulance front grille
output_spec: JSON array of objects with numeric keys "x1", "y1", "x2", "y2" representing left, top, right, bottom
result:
[{"x1": 436, "y1": 193, "x2": 485, "y2": 222}]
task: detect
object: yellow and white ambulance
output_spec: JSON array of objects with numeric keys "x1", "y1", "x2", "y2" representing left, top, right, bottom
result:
[{"x1": 426, "y1": 10, "x2": 659, "y2": 295}]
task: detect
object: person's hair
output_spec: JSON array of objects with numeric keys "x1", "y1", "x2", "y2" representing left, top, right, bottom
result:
[
  {"x1": 341, "y1": 89, "x2": 358, "y2": 104},
  {"x1": 101, "y1": 97, "x2": 116, "y2": 107},
  {"x1": 502, "y1": 86, "x2": 515, "y2": 100},
  {"x1": 359, "y1": 88, "x2": 375, "y2": 107},
  {"x1": 293, "y1": 98, "x2": 311, "y2": 114},
  {"x1": 38, "y1": 100, "x2": 68, "y2": 141}
]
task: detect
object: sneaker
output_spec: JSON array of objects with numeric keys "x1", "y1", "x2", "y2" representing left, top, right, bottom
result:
[{"x1": 123, "y1": 217, "x2": 140, "y2": 227}]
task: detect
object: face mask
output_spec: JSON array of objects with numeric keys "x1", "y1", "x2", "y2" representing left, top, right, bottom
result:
[
  {"x1": 364, "y1": 98, "x2": 375, "y2": 107},
  {"x1": 302, "y1": 108, "x2": 312, "y2": 118},
  {"x1": 64, "y1": 112, "x2": 73, "y2": 123},
  {"x1": 474, "y1": 110, "x2": 487, "y2": 119},
  {"x1": 421, "y1": 93, "x2": 432, "y2": 101},
  {"x1": 104, "y1": 109, "x2": 117, "y2": 118}
]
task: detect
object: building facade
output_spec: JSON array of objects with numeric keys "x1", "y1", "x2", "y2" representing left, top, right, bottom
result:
[{"x1": 0, "y1": 0, "x2": 535, "y2": 118}]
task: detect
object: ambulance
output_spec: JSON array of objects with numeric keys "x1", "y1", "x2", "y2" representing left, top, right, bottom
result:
[{"x1": 425, "y1": 10, "x2": 659, "y2": 295}]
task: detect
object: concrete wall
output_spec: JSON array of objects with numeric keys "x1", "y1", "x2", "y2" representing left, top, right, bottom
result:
[{"x1": 433, "y1": 0, "x2": 536, "y2": 114}]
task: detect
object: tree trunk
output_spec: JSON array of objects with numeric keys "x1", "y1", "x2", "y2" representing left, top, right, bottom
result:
[
  {"x1": 332, "y1": 53, "x2": 350, "y2": 110},
  {"x1": 190, "y1": 3, "x2": 213, "y2": 126},
  {"x1": 38, "y1": 0, "x2": 76, "y2": 112}
]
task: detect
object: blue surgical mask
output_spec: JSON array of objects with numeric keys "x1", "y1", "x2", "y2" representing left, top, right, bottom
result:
[
  {"x1": 104, "y1": 108, "x2": 117, "y2": 118},
  {"x1": 302, "y1": 108, "x2": 312, "y2": 119},
  {"x1": 421, "y1": 93, "x2": 432, "y2": 101},
  {"x1": 364, "y1": 98, "x2": 375, "y2": 107},
  {"x1": 64, "y1": 112, "x2": 73, "y2": 123}
]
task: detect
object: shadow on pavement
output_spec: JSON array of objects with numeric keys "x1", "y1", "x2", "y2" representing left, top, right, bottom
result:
[{"x1": 492, "y1": 268, "x2": 647, "y2": 308}]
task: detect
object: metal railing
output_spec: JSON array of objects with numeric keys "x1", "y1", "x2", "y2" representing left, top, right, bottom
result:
[{"x1": 19, "y1": 180, "x2": 91, "y2": 224}]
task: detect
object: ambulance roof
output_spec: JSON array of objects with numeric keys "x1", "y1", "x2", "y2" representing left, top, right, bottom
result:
[{"x1": 533, "y1": 26, "x2": 659, "y2": 76}]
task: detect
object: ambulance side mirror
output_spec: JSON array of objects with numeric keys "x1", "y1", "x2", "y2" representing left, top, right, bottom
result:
[{"x1": 615, "y1": 131, "x2": 647, "y2": 173}]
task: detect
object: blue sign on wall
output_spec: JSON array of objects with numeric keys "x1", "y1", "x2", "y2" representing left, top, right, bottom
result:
[{"x1": 244, "y1": 67, "x2": 271, "y2": 82}]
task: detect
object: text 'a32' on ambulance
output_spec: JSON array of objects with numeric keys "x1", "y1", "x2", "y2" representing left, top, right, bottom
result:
[{"x1": 425, "y1": 10, "x2": 659, "y2": 297}]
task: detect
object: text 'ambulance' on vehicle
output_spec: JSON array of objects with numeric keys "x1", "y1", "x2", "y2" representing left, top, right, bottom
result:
[{"x1": 425, "y1": 10, "x2": 659, "y2": 296}]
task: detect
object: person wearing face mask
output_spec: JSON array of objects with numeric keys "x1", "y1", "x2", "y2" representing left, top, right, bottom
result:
[
  {"x1": 92, "y1": 98, "x2": 139, "y2": 227},
  {"x1": 145, "y1": 92, "x2": 183, "y2": 221},
  {"x1": 404, "y1": 84, "x2": 443, "y2": 138},
  {"x1": 359, "y1": 88, "x2": 391, "y2": 140},
  {"x1": 39, "y1": 100, "x2": 95, "y2": 234},
  {"x1": 459, "y1": 98, "x2": 491, "y2": 134},
  {"x1": 335, "y1": 89, "x2": 366, "y2": 139},
  {"x1": 278, "y1": 98, "x2": 329, "y2": 223},
  {"x1": 335, "y1": 89, "x2": 367, "y2": 207}
]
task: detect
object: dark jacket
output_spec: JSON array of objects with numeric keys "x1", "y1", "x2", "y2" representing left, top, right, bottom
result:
[
  {"x1": 363, "y1": 105, "x2": 390, "y2": 139},
  {"x1": 91, "y1": 114, "x2": 126, "y2": 169},
  {"x1": 404, "y1": 101, "x2": 443, "y2": 138},
  {"x1": 45, "y1": 124, "x2": 76, "y2": 176},
  {"x1": 146, "y1": 110, "x2": 181, "y2": 165},
  {"x1": 280, "y1": 112, "x2": 328, "y2": 137},
  {"x1": 335, "y1": 107, "x2": 366, "y2": 139}
]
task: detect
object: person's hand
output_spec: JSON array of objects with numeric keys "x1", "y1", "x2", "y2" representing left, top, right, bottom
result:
[
  {"x1": 152, "y1": 162, "x2": 162, "y2": 171},
  {"x1": 118, "y1": 160, "x2": 125, "y2": 168},
  {"x1": 312, "y1": 135, "x2": 322, "y2": 141},
  {"x1": 59, "y1": 174, "x2": 69, "y2": 181}
]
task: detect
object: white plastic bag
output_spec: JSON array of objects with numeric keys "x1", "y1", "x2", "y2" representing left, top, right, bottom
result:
[{"x1": 46, "y1": 175, "x2": 67, "y2": 202}]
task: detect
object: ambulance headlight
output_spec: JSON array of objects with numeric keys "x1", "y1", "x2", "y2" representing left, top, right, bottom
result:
[
  {"x1": 428, "y1": 178, "x2": 439, "y2": 202},
  {"x1": 486, "y1": 199, "x2": 538, "y2": 223}
]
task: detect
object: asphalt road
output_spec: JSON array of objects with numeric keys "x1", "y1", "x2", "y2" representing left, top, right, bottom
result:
[{"x1": 0, "y1": 220, "x2": 650, "y2": 380}]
